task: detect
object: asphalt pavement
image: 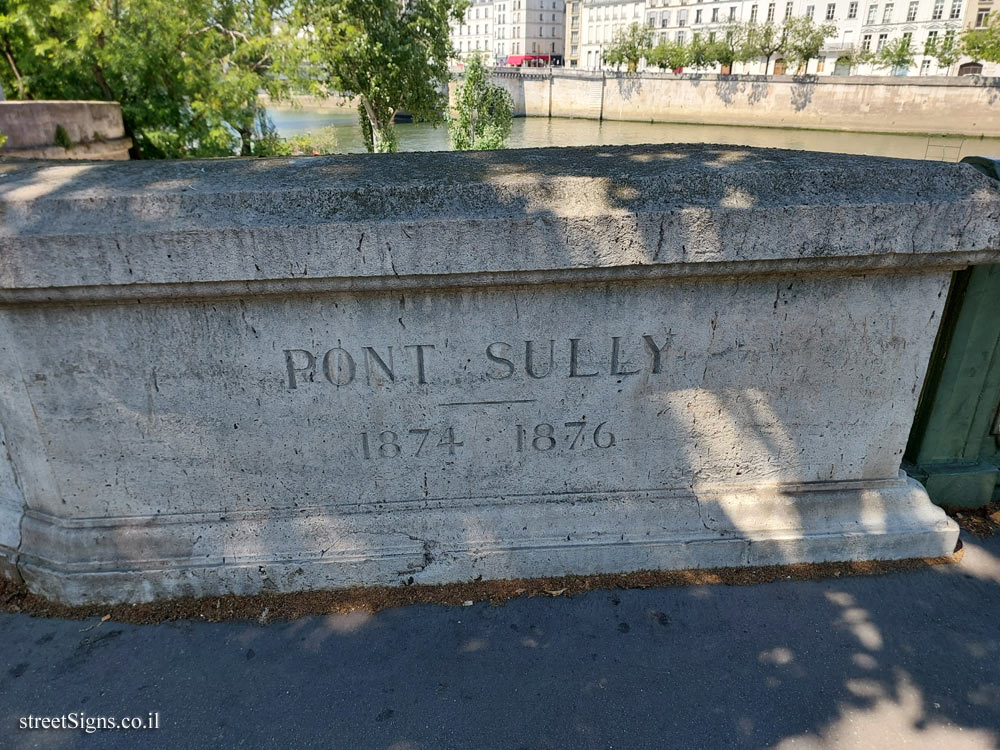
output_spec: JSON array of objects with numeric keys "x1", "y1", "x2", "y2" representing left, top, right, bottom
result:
[{"x1": 2, "y1": 531, "x2": 999, "y2": 750}]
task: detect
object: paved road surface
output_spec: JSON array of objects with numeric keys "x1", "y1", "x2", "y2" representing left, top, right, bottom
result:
[{"x1": 2, "y1": 531, "x2": 998, "y2": 749}]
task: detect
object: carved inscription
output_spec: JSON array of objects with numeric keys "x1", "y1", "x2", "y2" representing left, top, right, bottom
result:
[
  {"x1": 515, "y1": 421, "x2": 616, "y2": 452},
  {"x1": 360, "y1": 427, "x2": 464, "y2": 459},
  {"x1": 281, "y1": 334, "x2": 660, "y2": 466},
  {"x1": 283, "y1": 335, "x2": 672, "y2": 389}
]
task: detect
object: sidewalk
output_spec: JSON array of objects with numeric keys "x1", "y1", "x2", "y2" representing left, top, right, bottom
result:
[{"x1": 2, "y1": 531, "x2": 998, "y2": 750}]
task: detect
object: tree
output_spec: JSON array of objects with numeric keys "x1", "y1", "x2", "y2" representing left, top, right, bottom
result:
[
  {"x1": 297, "y1": 0, "x2": 468, "y2": 153},
  {"x1": 962, "y1": 14, "x2": 1000, "y2": 63},
  {"x1": 746, "y1": 22, "x2": 788, "y2": 74},
  {"x1": 0, "y1": 0, "x2": 303, "y2": 158},
  {"x1": 784, "y1": 17, "x2": 837, "y2": 72},
  {"x1": 711, "y1": 23, "x2": 754, "y2": 73},
  {"x1": 647, "y1": 39, "x2": 689, "y2": 71},
  {"x1": 602, "y1": 22, "x2": 654, "y2": 73},
  {"x1": 449, "y1": 53, "x2": 513, "y2": 150},
  {"x1": 874, "y1": 37, "x2": 916, "y2": 74},
  {"x1": 926, "y1": 33, "x2": 962, "y2": 72},
  {"x1": 837, "y1": 48, "x2": 873, "y2": 73},
  {"x1": 686, "y1": 33, "x2": 716, "y2": 70}
]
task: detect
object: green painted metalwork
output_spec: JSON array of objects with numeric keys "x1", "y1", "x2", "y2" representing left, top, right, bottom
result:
[{"x1": 905, "y1": 262, "x2": 1000, "y2": 508}]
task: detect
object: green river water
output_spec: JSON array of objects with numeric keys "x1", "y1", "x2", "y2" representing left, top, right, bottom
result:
[{"x1": 269, "y1": 107, "x2": 1000, "y2": 162}]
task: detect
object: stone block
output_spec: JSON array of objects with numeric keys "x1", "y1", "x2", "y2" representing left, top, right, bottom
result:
[{"x1": 1, "y1": 145, "x2": 996, "y2": 604}]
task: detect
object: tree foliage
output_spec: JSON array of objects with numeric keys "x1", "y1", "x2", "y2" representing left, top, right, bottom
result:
[
  {"x1": 449, "y1": 53, "x2": 512, "y2": 150},
  {"x1": 686, "y1": 33, "x2": 716, "y2": 70},
  {"x1": 647, "y1": 39, "x2": 688, "y2": 71},
  {"x1": 873, "y1": 37, "x2": 916, "y2": 73},
  {"x1": 926, "y1": 33, "x2": 962, "y2": 69},
  {"x1": 783, "y1": 17, "x2": 837, "y2": 71},
  {"x1": 962, "y1": 14, "x2": 1000, "y2": 63},
  {"x1": 642, "y1": 18, "x2": 832, "y2": 74},
  {"x1": 712, "y1": 23, "x2": 755, "y2": 70},
  {"x1": 602, "y1": 22, "x2": 654, "y2": 72},
  {"x1": 0, "y1": 0, "x2": 303, "y2": 158},
  {"x1": 297, "y1": 0, "x2": 467, "y2": 153},
  {"x1": 745, "y1": 22, "x2": 788, "y2": 74}
]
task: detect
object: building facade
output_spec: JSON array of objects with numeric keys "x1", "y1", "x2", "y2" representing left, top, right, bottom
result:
[
  {"x1": 564, "y1": 0, "x2": 991, "y2": 75},
  {"x1": 451, "y1": 0, "x2": 567, "y2": 63}
]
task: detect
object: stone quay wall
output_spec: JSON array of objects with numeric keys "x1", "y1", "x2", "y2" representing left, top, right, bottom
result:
[
  {"x1": 1, "y1": 145, "x2": 997, "y2": 605},
  {"x1": 0, "y1": 101, "x2": 132, "y2": 160},
  {"x1": 456, "y1": 69, "x2": 1000, "y2": 137}
]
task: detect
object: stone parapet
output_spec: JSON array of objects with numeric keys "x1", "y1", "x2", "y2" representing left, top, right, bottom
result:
[{"x1": 0, "y1": 145, "x2": 996, "y2": 604}]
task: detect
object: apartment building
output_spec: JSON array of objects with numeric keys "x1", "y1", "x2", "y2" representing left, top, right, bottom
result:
[
  {"x1": 451, "y1": 0, "x2": 567, "y2": 63},
  {"x1": 565, "y1": 0, "x2": 988, "y2": 75}
]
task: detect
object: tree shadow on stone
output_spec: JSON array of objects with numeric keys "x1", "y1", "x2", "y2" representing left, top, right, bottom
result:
[{"x1": 791, "y1": 75, "x2": 819, "y2": 112}]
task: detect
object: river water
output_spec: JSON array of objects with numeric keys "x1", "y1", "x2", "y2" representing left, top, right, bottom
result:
[{"x1": 269, "y1": 107, "x2": 1000, "y2": 162}]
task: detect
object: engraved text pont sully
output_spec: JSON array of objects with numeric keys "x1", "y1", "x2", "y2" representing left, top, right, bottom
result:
[{"x1": 283, "y1": 335, "x2": 674, "y2": 389}]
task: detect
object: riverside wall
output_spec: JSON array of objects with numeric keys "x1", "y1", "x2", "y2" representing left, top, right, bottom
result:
[
  {"x1": 0, "y1": 101, "x2": 132, "y2": 160},
  {"x1": 459, "y1": 69, "x2": 1000, "y2": 137}
]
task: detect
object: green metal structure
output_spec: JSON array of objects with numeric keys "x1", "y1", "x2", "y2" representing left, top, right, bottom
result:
[{"x1": 905, "y1": 156, "x2": 1000, "y2": 508}]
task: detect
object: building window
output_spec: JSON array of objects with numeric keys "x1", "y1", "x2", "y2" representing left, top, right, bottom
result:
[
  {"x1": 817, "y1": 57, "x2": 826, "y2": 71},
  {"x1": 862, "y1": 32, "x2": 872, "y2": 50},
  {"x1": 767, "y1": 2, "x2": 776, "y2": 20},
  {"x1": 925, "y1": 29, "x2": 938, "y2": 51},
  {"x1": 906, "y1": 1, "x2": 918, "y2": 20},
  {"x1": 866, "y1": 5, "x2": 877, "y2": 23},
  {"x1": 920, "y1": 59, "x2": 931, "y2": 74},
  {"x1": 729, "y1": 6, "x2": 737, "y2": 19},
  {"x1": 976, "y1": 9, "x2": 990, "y2": 27},
  {"x1": 663, "y1": 11, "x2": 671, "y2": 25},
  {"x1": 882, "y1": 3, "x2": 892, "y2": 22},
  {"x1": 677, "y1": 30, "x2": 686, "y2": 43},
  {"x1": 806, "y1": 4, "x2": 815, "y2": 18},
  {"x1": 932, "y1": 0, "x2": 943, "y2": 19},
  {"x1": 949, "y1": 0, "x2": 962, "y2": 18},
  {"x1": 848, "y1": 1, "x2": 858, "y2": 17},
  {"x1": 826, "y1": 3, "x2": 836, "y2": 19},
  {"x1": 711, "y1": 7, "x2": 719, "y2": 21},
  {"x1": 678, "y1": 9, "x2": 688, "y2": 25},
  {"x1": 785, "y1": 1, "x2": 794, "y2": 18},
  {"x1": 876, "y1": 32, "x2": 887, "y2": 51},
  {"x1": 695, "y1": 8, "x2": 702, "y2": 22},
  {"x1": 750, "y1": 4, "x2": 759, "y2": 21}
]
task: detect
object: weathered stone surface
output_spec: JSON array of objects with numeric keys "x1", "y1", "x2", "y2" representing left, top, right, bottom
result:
[
  {"x1": 0, "y1": 145, "x2": 995, "y2": 604},
  {"x1": 0, "y1": 101, "x2": 132, "y2": 160}
]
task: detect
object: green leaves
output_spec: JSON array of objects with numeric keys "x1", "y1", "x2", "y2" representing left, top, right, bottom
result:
[
  {"x1": 873, "y1": 37, "x2": 916, "y2": 73},
  {"x1": 962, "y1": 15, "x2": 1000, "y2": 63},
  {"x1": 0, "y1": 0, "x2": 307, "y2": 157},
  {"x1": 925, "y1": 33, "x2": 961, "y2": 69},
  {"x1": 297, "y1": 0, "x2": 467, "y2": 152},
  {"x1": 783, "y1": 18, "x2": 837, "y2": 71},
  {"x1": 449, "y1": 53, "x2": 512, "y2": 151},
  {"x1": 602, "y1": 22, "x2": 654, "y2": 73},
  {"x1": 647, "y1": 39, "x2": 689, "y2": 72}
]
